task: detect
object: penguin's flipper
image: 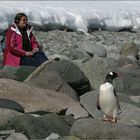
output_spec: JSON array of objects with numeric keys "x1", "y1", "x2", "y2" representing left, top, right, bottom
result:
[
  {"x1": 114, "y1": 88, "x2": 121, "y2": 111},
  {"x1": 97, "y1": 94, "x2": 101, "y2": 110}
]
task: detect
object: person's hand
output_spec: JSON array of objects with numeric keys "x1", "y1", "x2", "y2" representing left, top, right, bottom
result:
[
  {"x1": 32, "y1": 48, "x2": 39, "y2": 54},
  {"x1": 25, "y1": 51, "x2": 33, "y2": 56}
]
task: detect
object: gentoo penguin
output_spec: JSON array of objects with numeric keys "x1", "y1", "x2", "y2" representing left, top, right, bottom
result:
[{"x1": 97, "y1": 72, "x2": 122, "y2": 123}]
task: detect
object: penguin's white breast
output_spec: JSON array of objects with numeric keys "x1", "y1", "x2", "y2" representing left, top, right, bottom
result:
[{"x1": 99, "y1": 83, "x2": 118, "y2": 115}]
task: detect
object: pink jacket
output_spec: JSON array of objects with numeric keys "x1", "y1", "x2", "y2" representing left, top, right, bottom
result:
[{"x1": 3, "y1": 23, "x2": 40, "y2": 67}]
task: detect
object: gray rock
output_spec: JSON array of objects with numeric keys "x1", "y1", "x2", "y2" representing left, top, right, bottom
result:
[
  {"x1": 80, "y1": 41, "x2": 107, "y2": 57},
  {"x1": 38, "y1": 30, "x2": 84, "y2": 57},
  {"x1": 0, "y1": 66, "x2": 36, "y2": 81},
  {"x1": 25, "y1": 59, "x2": 91, "y2": 96},
  {"x1": 6, "y1": 133, "x2": 28, "y2": 140},
  {"x1": 44, "y1": 132, "x2": 60, "y2": 140},
  {"x1": 1, "y1": 29, "x2": 140, "y2": 140},
  {"x1": 66, "y1": 104, "x2": 89, "y2": 119},
  {"x1": 133, "y1": 39, "x2": 140, "y2": 49},
  {"x1": 0, "y1": 130, "x2": 15, "y2": 139},
  {"x1": 1, "y1": 113, "x2": 74, "y2": 139},
  {"x1": 0, "y1": 66, "x2": 17, "y2": 80},
  {"x1": 0, "y1": 130, "x2": 15, "y2": 135},
  {"x1": 0, "y1": 108, "x2": 23, "y2": 126},
  {"x1": 126, "y1": 55, "x2": 140, "y2": 67},
  {"x1": 70, "y1": 118, "x2": 140, "y2": 139},
  {"x1": 120, "y1": 41, "x2": 139, "y2": 57},
  {"x1": 70, "y1": 48, "x2": 92, "y2": 61},
  {"x1": 80, "y1": 90, "x2": 140, "y2": 126},
  {"x1": 0, "y1": 78, "x2": 80, "y2": 113},
  {"x1": 48, "y1": 54, "x2": 70, "y2": 61},
  {"x1": 75, "y1": 57, "x2": 118, "y2": 90},
  {"x1": 116, "y1": 55, "x2": 140, "y2": 69},
  {"x1": 117, "y1": 70, "x2": 140, "y2": 95},
  {"x1": 119, "y1": 63, "x2": 140, "y2": 74},
  {"x1": 15, "y1": 66, "x2": 36, "y2": 81},
  {"x1": 106, "y1": 53, "x2": 121, "y2": 60},
  {"x1": 104, "y1": 45, "x2": 121, "y2": 54},
  {"x1": 116, "y1": 56, "x2": 130, "y2": 68},
  {"x1": 34, "y1": 30, "x2": 138, "y2": 57},
  {"x1": 129, "y1": 95, "x2": 140, "y2": 103},
  {"x1": 117, "y1": 92, "x2": 136, "y2": 104},
  {"x1": 80, "y1": 91, "x2": 103, "y2": 119},
  {"x1": 24, "y1": 70, "x2": 78, "y2": 101},
  {"x1": 119, "y1": 102, "x2": 140, "y2": 126}
]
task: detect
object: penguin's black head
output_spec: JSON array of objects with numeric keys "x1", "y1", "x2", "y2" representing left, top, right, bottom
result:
[
  {"x1": 105, "y1": 71, "x2": 119, "y2": 83},
  {"x1": 107, "y1": 72, "x2": 119, "y2": 78}
]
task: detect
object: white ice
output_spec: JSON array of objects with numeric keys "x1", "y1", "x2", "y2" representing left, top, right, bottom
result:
[{"x1": 0, "y1": 1, "x2": 140, "y2": 33}]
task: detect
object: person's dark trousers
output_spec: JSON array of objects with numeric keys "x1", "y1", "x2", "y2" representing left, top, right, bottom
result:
[{"x1": 20, "y1": 51, "x2": 48, "y2": 67}]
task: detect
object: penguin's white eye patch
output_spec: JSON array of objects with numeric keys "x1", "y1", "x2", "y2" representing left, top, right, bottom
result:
[{"x1": 109, "y1": 72, "x2": 113, "y2": 75}]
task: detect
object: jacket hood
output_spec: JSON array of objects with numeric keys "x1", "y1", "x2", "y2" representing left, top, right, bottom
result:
[{"x1": 10, "y1": 23, "x2": 33, "y2": 36}]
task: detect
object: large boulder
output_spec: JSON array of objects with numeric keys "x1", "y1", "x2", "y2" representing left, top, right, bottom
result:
[
  {"x1": 118, "y1": 102, "x2": 140, "y2": 126},
  {"x1": 80, "y1": 91, "x2": 140, "y2": 126},
  {"x1": 15, "y1": 66, "x2": 36, "y2": 81},
  {"x1": 0, "y1": 66, "x2": 36, "y2": 81},
  {"x1": 0, "y1": 113, "x2": 75, "y2": 139},
  {"x1": 70, "y1": 118, "x2": 140, "y2": 139},
  {"x1": 24, "y1": 63, "x2": 78, "y2": 101},
  {"x1": 0, "y1": 66, "x2": 18, "y2": 80},
  {"x1": 24, "y1": 59, "x2": 91, "y2": 96},
  {"x1": 75, "y1": 57, "x2": 119, "y2": 90},
  {"x1": 0, "y1": 78, "x2": 79, "y2": 113},
  {"x1": 0, "y1": 108, "x2": 23, "y2": 126},
  {"x1": 80, "y1": 91, "x2": 103, "y2": 119}
]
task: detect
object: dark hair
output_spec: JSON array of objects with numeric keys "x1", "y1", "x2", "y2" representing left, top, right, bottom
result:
[{"x1": 14, "y1": 13, "x2": 27, "y2": 24}]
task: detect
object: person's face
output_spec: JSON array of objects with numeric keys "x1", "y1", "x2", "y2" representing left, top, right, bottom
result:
[{"x1": 17, "y1": 16, "x2": 28, "y2": 29}]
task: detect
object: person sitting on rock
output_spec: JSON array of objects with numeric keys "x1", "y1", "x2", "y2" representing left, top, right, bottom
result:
[{"x1": 3, "y1": 12, "x2": 49, "y2": 67}]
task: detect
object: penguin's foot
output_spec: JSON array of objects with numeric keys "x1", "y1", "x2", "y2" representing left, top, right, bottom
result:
[
  {"x1": 101, "y1": 115, "x2": 111, "y2": 122},
  {"x1": 110, "y1": 117, "x2": 117, "y2": 123},
  {"x1": 101, "y1": 117, "x2": 110, "y2": 122},
  {"x1": 101, "y1": 115, "x2": 117, "y2": 123}
]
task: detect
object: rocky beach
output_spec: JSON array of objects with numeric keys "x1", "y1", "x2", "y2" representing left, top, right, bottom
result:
[{"x1": 0, "y1": 28, "x2": 140, "y2": 140}]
